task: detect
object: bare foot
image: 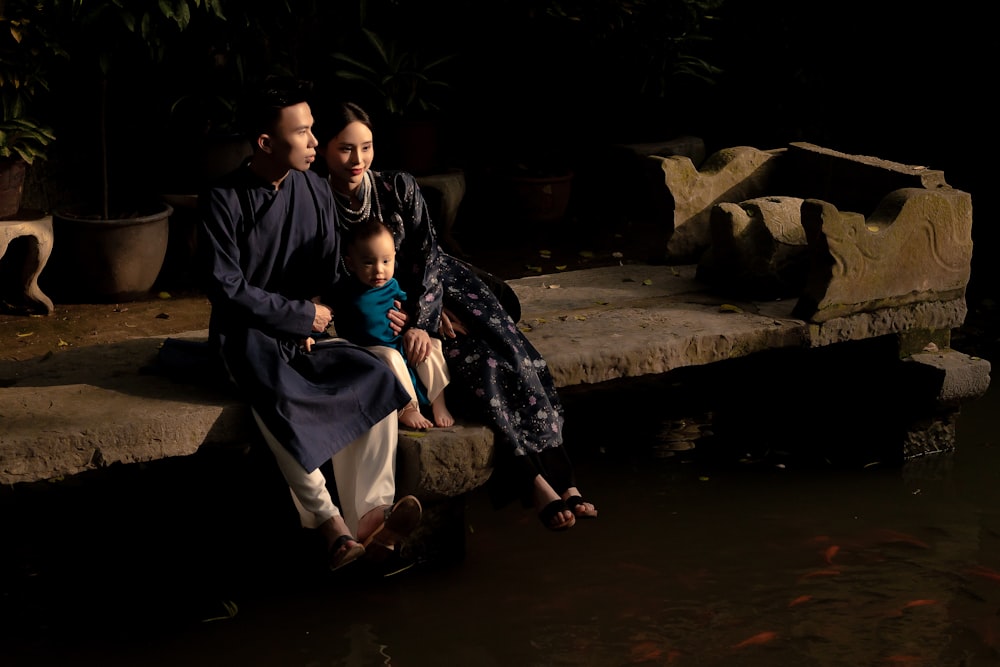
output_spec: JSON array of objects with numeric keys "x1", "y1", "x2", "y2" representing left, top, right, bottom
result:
[
  {"x1": 534, "y1": 475, "x2": 575, "y2": 530},
  {"x1": 432, "y1": 395, "x2": 454, "y2": 427},
  {"x1": 562, "y1": 487, "x2": 598, "y2": 518},
  {"x1": 399, "y1": 406, "x2": 433, "y2": 430}
]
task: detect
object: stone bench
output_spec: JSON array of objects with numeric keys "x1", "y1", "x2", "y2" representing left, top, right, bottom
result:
[{"x1": 1, "y1": 263, "x2": 989, "y2": 484}]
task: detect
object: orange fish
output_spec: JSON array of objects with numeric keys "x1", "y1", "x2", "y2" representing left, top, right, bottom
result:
[
  {"x1": 799, "y1": 568, "x2": 841, "y2": 581},
  {"x1": 788, "y1": 594, "x2": 813, "y2": 608},
  {"x1": 883, "y1": 655, "x2": 923, "y2": 665},
  {"x1": 629, "y1": 640, "x2": 662, "y2": 662},
  {"x1": 967, "y1": 564, "x2": 1000, "y2": 584},
  {"x1": 823, "y1": 544, "x2": 840, "y2": 564},
  {"x1": 732, "y1": 631, "x2": 778, "y2": 648},
  {"x1": 870, "y1": 529, "x2": 930, "y2": 549},
  {"x1": 901, "y1": 599, "x2": 937, "y2": 610}
]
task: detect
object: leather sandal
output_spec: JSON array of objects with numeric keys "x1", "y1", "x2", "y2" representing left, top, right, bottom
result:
[
  {"x1": 362, "y1": 495, "x2": 423, "y2": 562},
  {"x1": 328, "y1": 534, "x2": 366, "y2": 572}
]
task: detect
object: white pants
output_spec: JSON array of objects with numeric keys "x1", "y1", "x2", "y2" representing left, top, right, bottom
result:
[
  {"x1": 253, "y1": 409, "x2": 397, "y2": 536},
  {"x1": 365, "y1": 338, "x2": 450, "y2": 413}
]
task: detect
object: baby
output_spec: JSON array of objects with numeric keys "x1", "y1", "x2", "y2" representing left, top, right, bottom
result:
[{"x1": 333, "y1": 218, "x2": 454, "y2": 430}]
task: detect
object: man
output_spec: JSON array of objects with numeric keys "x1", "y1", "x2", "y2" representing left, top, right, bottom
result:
[{"x1": 198, "y1": 77, "x2": 421, "y2": 572}]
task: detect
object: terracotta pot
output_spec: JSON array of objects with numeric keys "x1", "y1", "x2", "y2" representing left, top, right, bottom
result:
[
  {"x1": 0, "y1": 159, "x2": 27, "y2": 220},
  {"x1": 508, "y1": 170, "x2": 574, "y2": 222},
  {"x1": 45, "y1": 204, "x2": 172, "y2": 303}
]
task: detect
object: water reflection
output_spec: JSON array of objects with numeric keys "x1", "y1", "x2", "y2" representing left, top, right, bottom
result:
[{"x1": 4, "y1": 378, "x2": 1000, "y2": 666}]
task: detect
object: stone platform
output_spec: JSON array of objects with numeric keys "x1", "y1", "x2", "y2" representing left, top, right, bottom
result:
[{"x1": 0, "y1": 264, "x2": 989, "y2": 491}]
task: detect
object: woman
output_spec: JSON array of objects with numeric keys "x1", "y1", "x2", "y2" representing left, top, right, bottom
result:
[{"x1": 316, "y1": 101, "x2": 597, "y2": 531}]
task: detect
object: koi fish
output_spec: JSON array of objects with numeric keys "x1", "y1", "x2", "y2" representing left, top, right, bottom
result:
[
  {"x1": 788, "y1": 594, "x2": 813, "y2": 608},
  {"x1": 869, "y1": 528, "x2": 930, "y2": 549},
  {"x1": 732, "y1": 631, "x2": 778, "y2": 648},
  {"x1": 823, "y1": 544, "x2": 840, "y2": 564},
  {"x1": 799, "y1": 568, "x2": 841, "y2": 581},
  {"x1": 883, "y1": 655, "x2": 923, "y2": 665},
  {"x1": 967, "y1": 564, "x2": 1000, "y2": 584},
  {"x1": 901, "y1": 599, "x2": 937, "y2": 610}
]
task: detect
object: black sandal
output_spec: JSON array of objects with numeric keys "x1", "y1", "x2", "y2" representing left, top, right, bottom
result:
[{"x1": 538, "y1": 499, "x2": 576, "y2": 531}]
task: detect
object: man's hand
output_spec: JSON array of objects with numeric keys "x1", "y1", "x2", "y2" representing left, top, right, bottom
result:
[
  {"x1": 440, "y1": 307, "x2": 468, "y2": 338},
  {"x1": 388, "y1": 299, "x2": 408, "y2": 335},
  {"x1": 312, "y1": 301, "x2": 333, "y2": 333},
  {"x1": 403, "y1": 327, "x2": 433, "y2": 364},
  {"x1": 301, "y1": 336, "x2": 316, "y2": 353}
]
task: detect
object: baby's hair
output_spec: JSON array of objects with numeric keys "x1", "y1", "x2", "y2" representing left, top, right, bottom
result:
[{"x1": 343, "y1": 217, "x2": 393, "y2": 252}]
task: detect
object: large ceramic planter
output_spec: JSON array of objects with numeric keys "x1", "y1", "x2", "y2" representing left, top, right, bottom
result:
[
  {"x1": 508, "y1": 170, "x2": 574, "y2": 223},
  {"x1": 45, "y1": 203, "x2": 173, "y2": 303},
  {"x1": 0, "y1": 159, "x2": 27, "y2": 220}
]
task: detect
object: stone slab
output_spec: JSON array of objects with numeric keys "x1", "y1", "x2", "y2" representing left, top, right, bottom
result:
[{"x1": 0, "y1": 264, "x2": 982, "y2": 486}]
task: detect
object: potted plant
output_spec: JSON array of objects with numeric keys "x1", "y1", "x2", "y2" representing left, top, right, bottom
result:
[
  {"x1": 43, "y1": 0, "x2": 227, "y2": 303},
  {"x1": 331, "y1": 28, "x2": 457, "y2": 175},
  {"x1": 0, "y1": 0, "x2": 62, "y2": 218}
]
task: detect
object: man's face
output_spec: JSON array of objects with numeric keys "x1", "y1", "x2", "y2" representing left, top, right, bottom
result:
[{"x1": 263, "y1": 101, "x2": 317, "y2": 172}]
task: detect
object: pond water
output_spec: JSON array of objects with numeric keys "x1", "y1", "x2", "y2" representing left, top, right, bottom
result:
[{"x1": 4, "y1": 368, "x2": 1000, "y2": 667}]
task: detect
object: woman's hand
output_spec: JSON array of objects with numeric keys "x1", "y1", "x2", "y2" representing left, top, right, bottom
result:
[
  {"x1": 402, "y1": 327, "x2": 433, "y2": 364},
  {"x1": 439, "y1": 307, "x2": 469, "y2": 338},
  {"x1": 388, "y1": 299, "x2": 408, "y2": 335}
]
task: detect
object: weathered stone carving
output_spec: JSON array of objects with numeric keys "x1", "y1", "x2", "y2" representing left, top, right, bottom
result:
[
  {"x1": 653, "y1": 146, "x2": 783, "y2": 262},
  {"x1": 792, "y1": 187, "x2": 973, "y2": 322},
  {"x1": 697, "y1": 195, "x2": 809, "y2": 299}
]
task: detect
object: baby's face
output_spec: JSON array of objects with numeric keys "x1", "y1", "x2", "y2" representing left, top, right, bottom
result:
[{"x1": 346, "y1": 228, "x2": 396, "y2": 288}]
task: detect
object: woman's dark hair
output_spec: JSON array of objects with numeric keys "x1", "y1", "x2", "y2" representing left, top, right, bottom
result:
[
  {"x1": 313, "y1": 101, "x2": 373, "y2": 148},
  {"x1": 239, "y1": 76, "x2": 314, "y2": 140}
]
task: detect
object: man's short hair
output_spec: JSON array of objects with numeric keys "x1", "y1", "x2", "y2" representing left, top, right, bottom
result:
[{"x1": 239, "y1": 76, "x2": 314, "y2": 140}]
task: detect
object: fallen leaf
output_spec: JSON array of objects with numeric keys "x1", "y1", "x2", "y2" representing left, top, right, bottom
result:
[
  {"x1": 525, "y1": 265, "x2": 543, "y2": 272},
  {"x1": 578, "y1": 250, "x2": 594, "y2": 258},
  {"x1": 156, "y1": 312, "x2": 171, "y2": 320},
  {"x1": 555, "y1": 265, "x2": 567, "y2": 271},
  {"x1": 670, "y1": 267, "x2": 680, "y2": 276},
  {"x1": 158, "y1": 291, "x2": 172, "y2": 299},
  {"x1": 612, "y1": 251, "x2": 623, "y2": 258},
  {"x1": 402, "y1": 430, "x2": 428, "y2": 438},
  {"x1": 16, "y1": 331, "x2": 34, "y2": 337},
  {"x1": 539, "y1": 249, "x2": 552, "y2": 258},
  {"x1": 575, "y1": 315, "x2": 587, "y2": 321},
  {"x1": 201, "y1": 600, "x2": 238, "y2": 623},
  {"x1": 642, "y1": 279, "x2": 653, "y2": 285},
  {"x1": 720, "y1": 303, "x2": 743, "y2": 313},
  {"x1": 58, "y1": 339, "x2": 69, "y2": 347},
  {"x1": 546, "y1": 284, "x2": 561, "y2": 289}
]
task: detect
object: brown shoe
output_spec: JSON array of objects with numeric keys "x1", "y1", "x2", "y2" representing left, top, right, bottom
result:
[{"x1": 361, "y1": 495, "x2": 422, "y2": 562}]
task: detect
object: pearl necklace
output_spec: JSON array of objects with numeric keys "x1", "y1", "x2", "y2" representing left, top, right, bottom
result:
[{"x1": 332, "y1": 171, "x2": 378, "y2": 228}]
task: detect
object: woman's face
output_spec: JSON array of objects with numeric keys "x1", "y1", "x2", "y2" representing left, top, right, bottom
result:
[{"x1": 322, "y1": 120, "x2": 374, "y2": 193}]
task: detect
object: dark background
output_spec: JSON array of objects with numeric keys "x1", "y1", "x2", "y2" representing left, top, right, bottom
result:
[{"x1": 20, "y1": 0, "x2": 994, "y2": 295}]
